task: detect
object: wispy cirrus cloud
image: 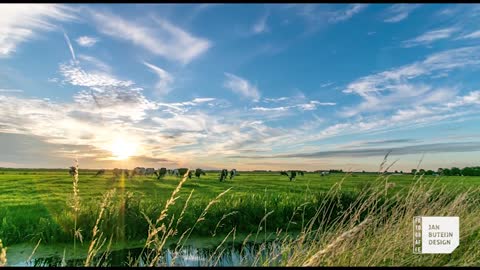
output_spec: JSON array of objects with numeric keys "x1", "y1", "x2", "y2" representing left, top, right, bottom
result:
[
  {"x1": 383, "y1": 4, "x2": 421, "y2": 23},
  {"x1": 89, "y1": 10, "x2": 211, "y2": 64},
  {"x1": 328, "y1": 4, "x2": 368, "y2": 23},
  {"x1": 341, "y1": 46, "x2": 480, "y2": 117},
  {"x1": 0, "y1": 4, "x2": 77, "y2": 57},
  {"x1": 403, "y1": 27, "x2": 459, "y2": 48},
  {"x1": 75, "y1": 36, "x2": 99, "y2": 47},
  {"x1": 0, "y1": 88, "x2": 23, "y2": 93},
  {"x1": 223, "y1": 72, "x2": 261, "y2": 101},
  {"x1": 63, "y1": 32, "x2": 76, "y2": 61},
  {"x1": 457, "y1": 30, "x2": 480, "y2": 40},
  {"x1": 252, "y1": 13, "x2": 269, "y2": 34},
  {"x1": 143, "y1": 61, "x2": 174, "y2": 95},
  {"x1": 77, "y1": 54, "x2": 112, "y2": 73}
]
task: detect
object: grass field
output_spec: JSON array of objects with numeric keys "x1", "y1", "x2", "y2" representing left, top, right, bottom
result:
[{"x1": 1, "y1": 169, "x2": 480, "y2": 266}]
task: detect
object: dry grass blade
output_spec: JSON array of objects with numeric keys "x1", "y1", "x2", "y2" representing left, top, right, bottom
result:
[
  {"x1": 0, "y1": 239, "x2": 7, "y2": 267},
  {"x1": 208, "y1": 227, "x2": 236, "y2": 265},
  {"x1": 27, "y1": 239, "x2": 41, "y2": 263},
  {"x1": 302, "y1": 217, "x2": 373, "y2": 266},
  {"x1": 178, "y1": 187, "x2": 233, "y2": 249},
  {"x1": 85, "y1": 188, "x2": 116, "y2": 266},
  {"x1": 212, "y1": 211, "x2": 239, "y2": 237}
]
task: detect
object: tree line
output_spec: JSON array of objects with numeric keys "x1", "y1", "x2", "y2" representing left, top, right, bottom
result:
[{"x1": 411, "y1": 166, "x2": 480, "y2": 176}]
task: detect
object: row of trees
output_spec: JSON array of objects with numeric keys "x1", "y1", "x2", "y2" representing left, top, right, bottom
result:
[{"x1": 411, "y1": 166, "x2": 480, "y2": 176}]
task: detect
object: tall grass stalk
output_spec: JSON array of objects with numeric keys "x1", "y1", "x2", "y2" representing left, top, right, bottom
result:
[
  {"x1": 27, "y1": 239, "x2": 41, "y2": 263},
  {"x1": 85, "y1": 188, "x2": 116, "y2": 266},
  {"x1": 137, "y1": 170, "x2": 190, "y2": 266},
  {"x1": 71, "y1": 159, "x2": 82, "y2": 257},
  {"x1": 0, "y1": 239, "x2": 6, "y2": 266}
]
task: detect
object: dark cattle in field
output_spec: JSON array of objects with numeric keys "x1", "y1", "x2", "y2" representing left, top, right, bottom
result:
[
  {"x1": 69, "y1": 166, "x2": 77, "y2": 176},
  {"x1": 219, "y1": 169, "x2": 228, "y2": 182},
  {"x1": 155, "y1": 167, "x2": 167, "y2": 179},
  {"x1": 176, "y1": 168, "x2": 189, "y2": 178},
  {"x1": 195, "y1": 168, "x2": 206, "y2": 178},
  {"x1": 289, "y1": 170, "x2": 297, "y2": 181},
  {"x1": 280, "y1": 170, "x2": 297, "y2": 181},
  {"x1": 113, "y1": 168, "x2": 120, "y2": 177},
  {"x1": 145, "y1": 168, "x2": 155, "y2": 176},
  {"x1": 297, "y1": 171, "x2": 304, "y2": 176},
  {"x1": 94, "y1": 169, "x2": 105, "y2": 177},
  {"x1": 229, "y1": 169, "x2": 237, "y2": 180},
  {"x1": 133, "y1": 167, "x2": 146, "y2": 176},
  {"x1": 113, "y1": 168, "x2": 129, "y2": 178}
]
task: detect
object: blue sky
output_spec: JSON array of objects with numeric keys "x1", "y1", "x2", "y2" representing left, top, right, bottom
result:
[{"x1": 1, "y1": 4, "x2": 480, "y2": 171}]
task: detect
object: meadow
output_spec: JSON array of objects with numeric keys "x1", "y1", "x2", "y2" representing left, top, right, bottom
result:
[{"x1": 1, "y1": 168, "x2": 480, "y2": 266}]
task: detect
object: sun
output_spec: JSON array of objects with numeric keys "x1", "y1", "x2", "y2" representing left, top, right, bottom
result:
[{"x1": 110, "y1": 136, "x2": 137, "y2": 160}]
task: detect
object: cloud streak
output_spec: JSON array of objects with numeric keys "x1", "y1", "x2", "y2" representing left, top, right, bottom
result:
[
  {"x1": 0, "y1": 4, "x2": 77, "y2": 57},
  {"x1": 403, "y1": 27, "x2": 458, "y2": 48},
  {"x1": 223, "y1": 72, "x2": 261, "y2": 101},
  {"x1": 383, "y1": 4, "x2": 421, "y2": 23},
  {"x1": 144, "y1": 61, "x2": 174, "y2": 95},
  {"x1": 89, "y1": 10, "x2": 211, "y2": 64}
]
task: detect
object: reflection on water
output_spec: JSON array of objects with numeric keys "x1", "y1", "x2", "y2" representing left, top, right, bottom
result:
[{"x1": 22, "y1": 241, "x2": 285, "y2": 267}]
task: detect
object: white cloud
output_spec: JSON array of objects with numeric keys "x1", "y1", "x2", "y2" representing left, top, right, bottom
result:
[
  {"x1": 89, "y1": 10, "x2": 211, "y2": 64},
  {"x1": 143, "y1": 61, "x2": 174, "y2": 95},
  {"x1": 298, "y1": 101, "x2": 336, "y2": 111},
  {"x1": 0, "y1": 4, "x2": 77, "y2": 57},
  {"x1": 223, "y1": 72, "x2": 261, "y2": 101},
  {"x1": 263, "y1": 97, "x2": 288, "y2": 102},
  {"x1": 383, "y1": 4, "x2": 421, "y2": 23},
  {"x1": 403, "y1": 27, "x2": 458, "y2": 47},
  {"x1": 458, "y1": 30, "x2": 480, "y2": 40},
  {"x1": 75, "y1": 36, "x2": 99, "y2": 47},
  {"x1": 252, "y1": 100, "x2": 335, "y2": 112},
  {"x1": 252, "y1": 13, "x2": 269, "y2": 34},
  {"x1": 342, "y1": 46, "x2": 480, "y2": 117},
  {"x1": 446, "y1": 90, "x2": 480, "y2": 107},
  {"x1": 329, "y1": 4, "x2": 368, "y2": 23},
  {"x1": 156, "y1": 98, "x2": 217, "y2": 114},
  {"x1": 63, "y1": 32, "x2": 76, "y2": 61},
  {"x1": 77, "y1": 54, "x2": 112, "y2": 73},
  {"x1": 0, "y1": 88, "x2": 23, "y2": 93},
  {"x1": 192, "y1": 97, "x2": 215, "y2": 103},
  {"x1": 252, "y1": 106, "x2": 291, "y2": 112},
  {"x1": 60, "y1": 61, "x2": 134, "y2": 88},
  {"x1": 320, "y1": 82, "x2": 334, "y2": 88}
]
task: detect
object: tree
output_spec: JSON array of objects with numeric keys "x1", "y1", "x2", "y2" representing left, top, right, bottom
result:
[
  {"x1": 411, "y1": 169, "x2": 417, "y2": 175},
  {"x1": 394, "y1": 170, "x2": 398, "y2": 174},
  {"x1": 451, "y1": 167, "x2": 461, "y2": 176},
  {"x1": 419, "y1": 169, "x2": 426, "y2": 175},
  {"x1": 442, "y1": 168, "x2": 451, "y2": 176},
  {"x1": 426, "y1": 170, "x2": 434, "y2": 175}
]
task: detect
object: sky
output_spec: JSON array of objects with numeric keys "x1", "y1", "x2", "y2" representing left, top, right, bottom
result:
[{"x1": 1, "y1": 4, "x2": 480, "y2": 172}]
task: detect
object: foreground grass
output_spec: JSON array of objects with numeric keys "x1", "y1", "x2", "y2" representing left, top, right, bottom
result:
[
  {"x1": 1, "y1": 169, "x2": 480, "y2": 266},
  {"x1": 1, "y1": 169, "x2": 456, "y2": 245}
]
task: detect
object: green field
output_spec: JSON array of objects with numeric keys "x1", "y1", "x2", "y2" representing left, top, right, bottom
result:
[{"x1": 1, "y1": 169, "x2": 480, "y2": 266}]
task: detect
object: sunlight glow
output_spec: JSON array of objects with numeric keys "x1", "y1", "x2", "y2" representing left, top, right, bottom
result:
[{"x1": 109, "y1": 136, "x2": 137, "y2": 160}]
